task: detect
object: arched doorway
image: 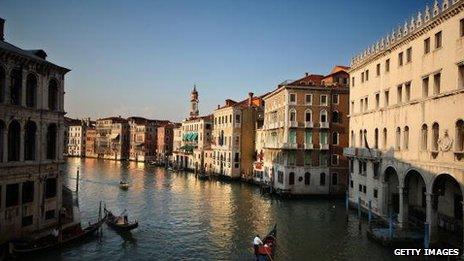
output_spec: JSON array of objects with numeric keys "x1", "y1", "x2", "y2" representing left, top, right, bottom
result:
[
  {"x1": 404, "y1": 170, "x2": 427, "y2": 226},
  {"x1": 384, "y1": 166, "x2": 399, "y2": 218},
  {"x1": 431, "y1": 174, "x2": 463, "y2": 244}
]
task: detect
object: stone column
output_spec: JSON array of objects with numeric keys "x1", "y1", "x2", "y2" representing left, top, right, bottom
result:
[
  {"x1": 19, "y1": 122, "x2": 25, "y2": 161},
  {"x1": 425, "y1": 193, "x2": 436, "y2": 239},
  {"x1": 398, "y1": 185, "x2": 405, "y2": 227}
]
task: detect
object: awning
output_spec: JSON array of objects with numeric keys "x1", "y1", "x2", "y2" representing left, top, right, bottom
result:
[{"x1": 191, "y1": 133, "x2": 198, "y2": 141}]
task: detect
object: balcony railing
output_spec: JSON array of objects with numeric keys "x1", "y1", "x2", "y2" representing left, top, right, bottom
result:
[
  {"x1": 320, "y1": 143, "x2": 329, "y2": 150},
  {"x1": 304, "y1": 143, "x2": 314, "y2": 150},
  {"x1": 343, "y1": 147, "x2": 381, "y2": 159},
  {"x1": 289, "y1": 121, "x2": 298, "y2": 128},
  {"x1": 282, "y1": 142, "x2": 297, "y2": 149},
  {"x1": 320, "y1": 122, "x2": 329, "y2": 128},
  {"x1": 304, "y1": 121, "x2": 314, "y2": 128}
]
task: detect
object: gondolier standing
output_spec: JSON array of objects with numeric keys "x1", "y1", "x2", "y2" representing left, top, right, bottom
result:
[{"x1": 253, "y1": 234, "x2": 263, "y2": 259}]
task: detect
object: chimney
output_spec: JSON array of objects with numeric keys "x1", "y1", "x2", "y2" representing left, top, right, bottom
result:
[
  {"x1": 248, "y1": 92, "x2": 254, "y2": 106},
  {"x1": 305, "y1": 72, "x2": 309, "y2": 77},
  {"x1": 0, "y1": 18, "x2": 5, "y2": 41},
  {"x1": 217, "y1": 105, "x2": 220, "y2": 109}
]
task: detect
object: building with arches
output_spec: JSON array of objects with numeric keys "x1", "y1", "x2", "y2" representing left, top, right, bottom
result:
[
  {"x1": 345, "y1": 0, "x2": 464, "y2": 246},
  {"x1": 0, "y1": 18, "x2": 71, "y2": 243},
  {"x1": 261, "y1": 66, "x2": 350, "y2": 195}
]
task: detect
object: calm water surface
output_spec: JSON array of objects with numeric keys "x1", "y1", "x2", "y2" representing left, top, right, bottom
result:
[{"x1": 31, "y1": 158, "x2": 405, "y2": 260}]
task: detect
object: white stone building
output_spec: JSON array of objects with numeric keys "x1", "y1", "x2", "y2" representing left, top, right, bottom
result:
[{"x1": 345, "y1": 0, "x2": 464, "y2": 246}]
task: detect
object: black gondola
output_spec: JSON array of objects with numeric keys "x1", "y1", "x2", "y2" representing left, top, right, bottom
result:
[
  {"x1": 104, "y1": 209, "x2": 138, "y2": 231},
  {"x1": 256, "y1": 224, "x2": 277, "y2": 261},
  {"x1": 9, "y1": 217, "x2": 106, "y2": 256}
]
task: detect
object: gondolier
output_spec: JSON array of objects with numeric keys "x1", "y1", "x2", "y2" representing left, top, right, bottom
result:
[{"x1": 253, "y1": 235, "x2": 263, "y2": 258}]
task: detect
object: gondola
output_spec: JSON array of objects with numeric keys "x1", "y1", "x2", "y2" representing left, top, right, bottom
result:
[
  {"x1": 256, "y1": 224, "x2": 277, "y2": 261},
  {"x1": 9, "y1": 217, "x2": 106, "y2": 256},
  {"x1": 197, "y1": 172, "x2": 209, "y2": 180},
  {"x1": 119, "y1": 180, "x2": 130, "y2": 190},
  {"x1": 104, "y1": 209, "x2": 138, "y2": 231}
]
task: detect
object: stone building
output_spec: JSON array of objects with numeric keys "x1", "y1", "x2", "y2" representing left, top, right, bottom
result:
[
  {"x1": 66, "y1": 118, "x2": 88, "y2": 157},
  {"x1": 211, "y1": 93, "x2": 264, "y2": 179},
  {"x1": 262, "y1": 66, "x2": 350, "y2": 195},
  {"x1": 0, "y1": 18, "x2": 73, "y2": 243},
  {"x1": 95, "y1": 116, "x2": 130, "y2": 160},
  {"x1": 85, "y1": 124, "x2": 97, "y2": 158},
  {"x1": 172, "y1": 86, "x2": 213, "y2": 171},
  {"x1": 157, "y1": 122, "x2": 179, "y2": 162},
  {"x1": 127, "y1": 117, "x2": 160, "y2": 162},
  {"x1": 344, "y1": 0, "x2": 464, "y2": 246}
]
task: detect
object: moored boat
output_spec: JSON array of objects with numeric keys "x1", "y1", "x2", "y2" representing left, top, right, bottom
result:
[
  {"x1": 256, "y1": 224, "x2": 277, "y2": 261},
  {"x1": 104, "y1": 209, "x2": 138, "y2": 231},
  {"x1": 9, "y1": 217, "x2": 106, "y2": 256}
]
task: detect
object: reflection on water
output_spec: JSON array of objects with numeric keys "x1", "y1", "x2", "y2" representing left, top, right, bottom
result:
[{"x1": 29, "y1": 158, "x2": 404, "y2": 260}]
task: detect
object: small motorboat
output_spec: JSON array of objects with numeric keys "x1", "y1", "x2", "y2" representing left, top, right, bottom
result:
[
  {"x1": 119, "y1": 180, "x2": 130, "y2": 190},
  {"x1": 9, "y1": 217, "x2": 106, "y2": 256},
  {"x1": 256, "y1": 224, "x2": 277, "y2": 261},
  {"x1": 104, "y1": 209, "x2": 138, "y2": 231}
]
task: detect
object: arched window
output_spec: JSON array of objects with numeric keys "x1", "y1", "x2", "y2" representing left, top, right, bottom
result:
[
  {"x1": 332, "y1": 132, "x2": 339, "y2": 145},
  {"x1": 8, "y1": 120, "x2": 21, "y2": 161},
  {"x1": 363, "y1": 130, "x2": 367, "y2": 148},
  {"x1": 305, "y1": 109, "x2": 312, "y2": 122},
  {"x1": 320, "y1": 172, "x2": 326, "y2": 186},
  {"x1": 350, "y1": 131, "x2": 355, "y2": 147},
  {"x1": 332, "y1": 111, "x2": 340, "y2": 123},
  {"x1": 421, "y1": 124, "x2": 428, "y2": 151},
  {"x1": 0, "y1": 120, "x2": 5, "y2": 162},
  {"x1": 304, "y1": 172, "x2": 310, "y2": 185},
  {"x1": 46, "y1": 123, "x2": 57, "y2": 160},
  {"x1": 26, "y1": 74, "x2": 37, "y2": 108},
  {"x1": 359, "y1": 130, "x2": 363, "y2": 147},
  {"x1": 432, "y1": 122, "x2": 439, "y2": 151},
  {"x1": 289, "y1": 172, "x2": 295, "y2": 185},
  {"x1": 0, "y1": 66, "x2": 5, "y2": 103},
  {"x1": 395, "y1": 127, "x2": 401, "y2": 150},
  {"x1": 320, "y1": 110, "x2": 328, "y2": 123},
  {"x1": 456, "y1": 120, "x2": 464, "y2": 152},
  {"x1": 289, "y1": 109, "x2": 296, "y2": 122},
  {"x1": 48, "y1": 79, "x2": 59, "y2": 111},
  {"x1": 403, "y1": 126, "x2": 409, "y2": 150},
  {"x1": 10, "y1": 68, "x2": 22, "y2": 106},
  {"x1": 24, "y1": 121, "x2": 37, "y2": 161},
  {"x1": 382, "y1": 128, "x2": 387, "y2": 149},
  {"x1": 374, "y1": 128, "x2": 379, "y2": 149}
]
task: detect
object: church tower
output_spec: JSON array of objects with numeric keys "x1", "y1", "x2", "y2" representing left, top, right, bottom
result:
[{"x1": 189, "y1": 85, "x2": 199, "y2": 119}]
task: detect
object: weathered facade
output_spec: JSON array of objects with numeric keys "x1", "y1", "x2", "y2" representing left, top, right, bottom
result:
[
  {"x1": 66, "y1": 118, "x2": 90, "y2": 157},
  {"x1": 345, "y1": 0, "x2": 464, "y2": 246},
  {"x1": 85, "y1": 125, "x2": 97, "y2": 158},
  {"x1": 211, "y1": 93, "x2": 264, "y2": 179},
  {"x1": 156, "y1": 123, "x2": 178, "y2": 161},
  {"x1": 128, "y1": 117, "x2": 159, "y2": 162},
  {"x1": 0, "y1": 18, "x2": 72, "y2": 243},
  {"x1": 262, "y1": 66, "x2": 350, "y2": 195},
  {"x1": 95, "y1": 117, "x2": 130, "y2": 160}
]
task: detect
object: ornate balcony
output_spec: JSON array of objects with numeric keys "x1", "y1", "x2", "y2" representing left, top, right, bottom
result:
[
  {"x1": 304, "y1": 121, "x2": 314, "y2": 128},
  {"x1": 289, "y1": 121, "x2": 298, "y2": 128},
  {"x1": 320, "y1": 143, "x2": 329, "y2": 150},
  {"x1": 304, "y1": 143, "x2": 314, "y2": 150},
  {"x1": 320, "y1": 122, "x2": 329, "y2": 128},
  {"x1": 282, "y1": 142, "x2": 298, "y2": 149}
]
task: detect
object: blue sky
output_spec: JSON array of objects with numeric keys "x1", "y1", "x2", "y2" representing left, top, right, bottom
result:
[{"x1": 1, "y1": 0, "x2": 427, "y2": 121}]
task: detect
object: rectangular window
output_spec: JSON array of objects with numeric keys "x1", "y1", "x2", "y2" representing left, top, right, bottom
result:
[
  {"x1": 6, "y1": 184, "x2": 19, "y2": 207},
  {"x1": 305, "y1": 130, "x2": 312, "y2": 144},
  {"x1": 288, "y1": 151, "x2": 296, "y2": 166},
  {"x1": 376, "y1": 64, "x2": 380, "y2": 76},
  {"x1": 361, "y1": 72, "x2": 364, "y2": 83},
  {"x1": 385, "y1": 59, "x2": 390, "y2": 72},
  {"x1": 304, "y1": 152, "x2": 312, "y2": 165},
  {"x1": 422, "y1": 77, "x2": 429, "y2": 98},
  {"x1": 405, "y1": 82, "x2": 411, "y2": 102},
  {"x1": 332, "y1": 94, "x2": 339, "y2": 104},
  {"x1": 331, "y1": 155, "x2": 339, "y2": 166},
  {"x1": 319, "y1": 151, "x2": 328, "y2": 166},
  {"x1": 364, "y1": 97, "x2": 368, "y2": 111},
  {"x1": 406, "y1": 47, "x2": 412, "y2": 63},
  {"x1": 351, "y1": 101, "x2": 354, "y2": 114},
  {"x1": 278, "y1": 171, "x2": 283, "y2": 183},
  {"x1": 350, "y1": 180, "x2": 353, "y2": 188},
  {"x1": 424, "y1": 37, "x2": 431, "y2": 54},
  {"x1": 320, "y1": 95, "x2": 328, "y2": 106},
  {"x1": 45, "y1": 210, "x2": 55, "y2": 220},
  {"x1": 373, "y1": 162, "x2": 380, "y2": 178},
  {"x1": 363, "y1": 185, "x2": 366, "y2": 194},
  {"x1": 397, "y1": 85, "x2": 403, "y2": 104},
  {"x1": 384, "y1": 90, "x2": 389, "y2": 107},
  {"x1": 332, "y1": 173, "x2": 338, "y2": 186},
  {"x1": 375, "y1": 93, "x2": 380, "y2": 109},
  {"x1": 289, "y1": 130, "x2": 296, "y2": 144},
  {"x1": 289, "y1": 93, "x2": 296, "y2": 103},
  {"x1": 45, "y1": 178, "x2": 57, "y2": 199},
  {"x1": 461, "y1": 18, "x2": 464, "y2": 37},
  {"x1": 22, "y1": 181, "x2": 34, "y2": 204},
  {"x1": 435, "y1": 31, "x2": 442, "y2": 49},
  {"x1": 351, "y1": 77, "x2": 355, "y2": 87},
  {"x1": 459, "y1": 64, "x2": 464, "y2": 89},
  {"x1": 434, "y1": 73, "x2": 441, "y2": 95},
  {"x1": 360, "y1": 99, "x2": 363, "y2": 113},
  {"x1": 305, "y1": 94, "x2": 312, "y2": 105},
  {"x1": 320, "y1": 131, "x2": 328, "y2": 145},
  {"x1": 358, "y1": 184, "x2": 362, "y2": 192},
  {"x1": 374, "y1": 189, "x2": 378, "y2": 198},
  {"x1": 365, "y1": 70, "x2": 369, "y2": 81},
  {"x1": 235, "y1": 114, "x2": 241, "y2": 123},
  {"x1": 398, "y1": 52, "x2": 403, "y2": 66}
]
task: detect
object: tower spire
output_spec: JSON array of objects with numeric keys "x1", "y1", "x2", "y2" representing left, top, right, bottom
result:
[{"x1": 189, "y1": 84, "x2": 199, "y2": 119}]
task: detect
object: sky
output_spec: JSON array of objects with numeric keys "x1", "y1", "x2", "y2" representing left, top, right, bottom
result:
[{"x1": 0, "y1": 0, "x2": 427, "y2": 122}]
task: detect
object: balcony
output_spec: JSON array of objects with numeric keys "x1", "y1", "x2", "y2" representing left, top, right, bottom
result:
[
  {"x1": 304, "y1": 143, "x2": 314, "y2": 150},
  {"x1": 343, "y1": 147, "x2": 356, "y2": 157},
  {"x1": 320, "y1": 143, "x2": 329, "y2": 150},
  {"x1": 289, "y1": 121, "x2": 298, "y2": 128},
  {"x1": 282, "y1": 142, "x2": 298, "y2": 149},
  {"x1": 320, "y1": 122, "x2": 329, "y2": 128},
  {"x1": 343, "y1": 147, "x2": 381, "y2": 160},
  {"x1": 263, "y1": 142, "x2": 280, "y2": 149},
  {"x1": 304, "y1": 121, "x2": 314, "y2": 128}
]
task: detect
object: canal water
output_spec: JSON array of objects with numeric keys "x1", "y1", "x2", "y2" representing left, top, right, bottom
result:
[{"x1": 33, "y1": 158, "x2": 406, "y2": 260}]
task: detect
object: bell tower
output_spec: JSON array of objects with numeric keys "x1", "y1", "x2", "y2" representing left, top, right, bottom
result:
[{"x1": 190, "y1": 84, "x2": 199, "y2": 118}]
